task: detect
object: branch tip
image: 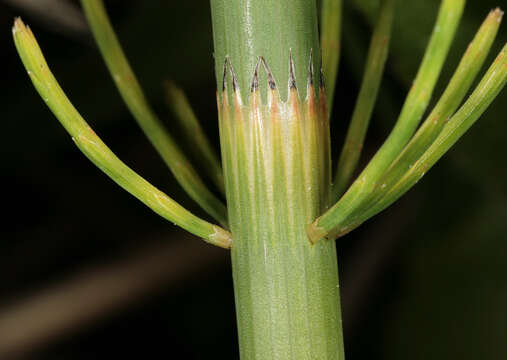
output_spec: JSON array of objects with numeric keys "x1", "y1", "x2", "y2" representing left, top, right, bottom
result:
[{"x1": 492, "y1": 7, "x2": 504, "y2": 22}]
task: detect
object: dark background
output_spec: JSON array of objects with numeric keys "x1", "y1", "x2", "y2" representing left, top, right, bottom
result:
[{"x1": 1, "y1": 0, "x2": 506, "y2": 359}]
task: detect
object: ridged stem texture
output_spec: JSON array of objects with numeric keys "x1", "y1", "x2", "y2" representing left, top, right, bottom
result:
[
  {"x1": 218, "y1": 73, "x2": 343, "y2": 360},
  {"x1": 211, "y1": 0, "x2": 344, "y2": 358}
]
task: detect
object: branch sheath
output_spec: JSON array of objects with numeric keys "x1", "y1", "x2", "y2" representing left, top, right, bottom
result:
[
  {"x1": 80, "y1": 0, "x2": 227, "y2": 227},
  {"x1": 12, "y1": 18, "x2": 232, "y2": 249}
]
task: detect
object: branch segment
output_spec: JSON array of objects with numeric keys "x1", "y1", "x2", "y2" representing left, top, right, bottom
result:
[
  {"x1": 309, "y1": 0, "x2": 465, "y2": 242},
  {"x1": 80, "y1": 0, "x2": 227, "y2": 227},
  {"x1": 332, "y1": 0, "x2": 395, "y2": 200},
  {"x1": 12, "y1": 18, "x2": 231, "y2": 249},
  {"x1": 338, "y1": 8, "x2": 505, "y2": 226},
  {"x1": 164, "y1": 81, "x2": 225, "y2": 195},
  {"x1": 309, "y1": 6, "x2": 506, "y2": 243},
  {"x1": 320, "y1": 0, "x2": 343, "y2": 114},
  {"x1": 332, "y1": 43, "x2": 507, "y2": 237}
]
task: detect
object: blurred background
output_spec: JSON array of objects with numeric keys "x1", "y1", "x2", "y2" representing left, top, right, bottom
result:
[{"x1": 0, "y1": 0, "x2": 506, "y2": 358}]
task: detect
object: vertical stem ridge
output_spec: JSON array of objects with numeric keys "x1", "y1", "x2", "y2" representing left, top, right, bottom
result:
[
  {"x1": 218, "y1": 64, "x2": 344, "y2": 358},
  {"x1": 212, "y1": 0, "x2": 344, "y2": 357}
]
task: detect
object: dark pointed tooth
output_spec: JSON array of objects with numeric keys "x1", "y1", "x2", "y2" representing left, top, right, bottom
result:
[
  {"x1": 222, "y1": 57, "x2": 228, "y2": 92},
  {"x1": 251, "y1": 58, "x2": 260, "y2": 92},
  {"x1": 289, "y1": 49, "x2": 297, "y2": 89},
  {"x1": 228, "y1": 59, "x2": 239, "y2": 92},
  {"x1": 260, "y1": 56, "x2": 277, "y2": 90},
  {"x1": 308, "y1": 48, "x2": 314, "y2": 86}
]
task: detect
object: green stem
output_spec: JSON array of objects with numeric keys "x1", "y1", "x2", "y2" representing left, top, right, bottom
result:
[
  {"x1": 211, "y1": 0, "x2": 321, "y2": 101},
  {"x1": 81, "y1": 0, "x2": 228, "y2": 227},
  {"x1": 12, "y1": 18, "x2": 231, "y2": 249},
  {"x1": 211, "y1": 0, "x2": 344, "y2": 358}
]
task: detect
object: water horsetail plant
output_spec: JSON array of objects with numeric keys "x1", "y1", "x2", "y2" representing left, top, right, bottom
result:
[{"x1": 12, "y1": 0, "x2": 506, "y2": 358}]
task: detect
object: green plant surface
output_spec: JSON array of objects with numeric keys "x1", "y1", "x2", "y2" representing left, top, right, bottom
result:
[
  {"x1": 331, "y1": 0, "x2": 395, "y2": 200},
  {"x1": 320, "y1": 0, "x2": 343, "y2": 114},
  {"x1": 80, "y1": 0, "x2": 228, "y2": 227},
  {"x1": 337, "y1": 42, "x2": 507, "y2": 236},
  {"x1": 333, "y1": 8, "x2": 504, "y2": 232},
  {"x1": 164, "y1": 81, "x2": 225, "y2": 194},
  {"x1": 211, "y1": 0, "x2": 344, "y2": 358},
  {"x1": 12, "y1": 18, "x2": 232, "y2": 249},
  {"x1": 309, "y1": 0, "x2": 466, "y2": 242},
  {"x1": 218, "y1": 78, "x2": 343, "y2": 360},
  {"x1": 210, "y1": 0, "x2": 321, "y2": 102},
  {"x1": 8, "y1": 0, "x2": 507, "y2": 358}
]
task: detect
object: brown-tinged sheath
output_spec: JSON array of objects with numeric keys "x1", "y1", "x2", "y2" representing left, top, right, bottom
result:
[
  {"x1": 307, "y1": 49, "x2": 317, "y2": 113},
  {"x1": 288, "y1": 50, "x2": 300, "y2": 117},
  {"x1": 250, "y1": 58, "x2": 262, "y2": 122}
]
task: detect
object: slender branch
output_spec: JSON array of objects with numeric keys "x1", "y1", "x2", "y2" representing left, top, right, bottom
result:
[
  {"x1": 12, "y1": 18, "x2": 232, "y2": 249},
  {"x1": 164, "y1": 81, "x2": 225, "y2": 195},
  {"x1": 308, "y1": 0, "x2": 465, "y2": 243},
  {"x1": 333, "y1": 43, "x2": 507, "y2": 237},
  {"x1": 80, "y1": 0, "x2": 228, "y2": 227},
  {"x1": 331, "y1": 0, "x2": 395, "y2": 200},
  {"x1": 347, "y1": 8, "x2": 504, "y2": 217},
  {"x1": 320, "y1": 0, "x2": 343, "y2": 114}
]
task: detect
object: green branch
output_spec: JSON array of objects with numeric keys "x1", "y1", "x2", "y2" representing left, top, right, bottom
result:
[
  {"x1": 165, "y1": 81, "x2": 225, "y2": 195},
  {"x1": 308, "y1": 0, "x2": 465, "y2": 243},
  {"x1": 331, "y1": 0, "x2": 395, "y2": 200},
  {"x1": 350, "y1": 8, "x2": 504, "y2": 219},
  {"x1": 80, "y1": 0, "x2": 227, "y2": 227},
  {"x1": 335, "y1": 42, "x2": 507, "y2": 237},
  {"x1": 12, "y1": 18, "x2": 232, "y2": 249},
  {"x1": 320, "y1": 0, "x2": 343, "y2": 114}
]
